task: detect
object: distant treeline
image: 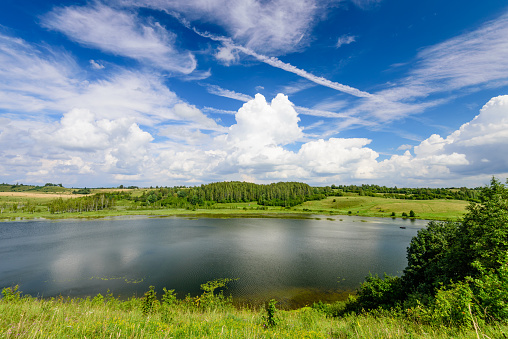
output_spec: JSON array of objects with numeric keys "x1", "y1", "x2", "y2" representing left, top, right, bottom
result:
[
  {"x1": 332, "y1": 184, "x2": 481, "y2": 201},
  {"x1": 48, "y1": 194, "x2": 115, "y2": 214},
  {"x1": 0, "y1": 183, "x2": 67, "y2": 193},
  {"x1": 3, "y1": 181, "x2": 484, "y2": 214},
  {"x1": 130, "y1": 181, "x2": 335, "y2": 208}
]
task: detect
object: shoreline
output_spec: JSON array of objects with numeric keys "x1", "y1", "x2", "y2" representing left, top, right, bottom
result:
[
  {"x1": 0, "y1": 209, "x2": 435, "y2": 223},
  {"x1": 0, "y1": 210, "x2": 315, "y2": 223}
]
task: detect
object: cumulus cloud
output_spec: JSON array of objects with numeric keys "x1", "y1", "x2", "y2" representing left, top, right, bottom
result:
[
  {"x1": 0, "y1": 32, "x2": 226, "y2": 185},
  {"x1": 3, "y1": 18, "x2": 508, "y2": 190},
  {"x1": 42, "y1": 4, "x2": 196, "y2": 73},
  {"x1": 227, "y1": 94, "x2": 303, "y2": 147},
  {"x1": 377, "y1": 95, "x2": 508, "y2": 185},
  {"x1": 299, "y1": 138, "x2": 378, "y2": 178}
]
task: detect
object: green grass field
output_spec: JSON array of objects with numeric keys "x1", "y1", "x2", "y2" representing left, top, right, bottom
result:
[{"x1": 296, "y1": 195, "x2": 469, "y2": 220}]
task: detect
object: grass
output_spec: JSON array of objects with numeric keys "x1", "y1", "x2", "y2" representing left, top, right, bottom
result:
[
  {"x1": 296, "y1": 195, "x2": 469, "y2": 220},
  {"x1": 0, "y1": 190, "x2": 470, "y2": 222},
  {"x1": 1, "y1": 291, "x2": 507, "y2": 338}
]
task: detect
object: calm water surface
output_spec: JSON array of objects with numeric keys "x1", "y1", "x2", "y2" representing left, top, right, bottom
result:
[{"x1": 0, "y1": 216, "x2": 426, "y2": 306}]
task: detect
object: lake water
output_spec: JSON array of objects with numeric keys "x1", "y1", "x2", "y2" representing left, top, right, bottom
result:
[{"x1": 0, "y1": 215, "x2": 426, "y2": 307}]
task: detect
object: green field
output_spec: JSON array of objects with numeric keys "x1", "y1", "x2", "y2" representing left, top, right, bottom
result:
[
  {"x1": 0, "y1": 189, "x2": 470, "y2": 222},
  {"x1": 296, "y1": 195, "x2": 469, "y2": 220}
]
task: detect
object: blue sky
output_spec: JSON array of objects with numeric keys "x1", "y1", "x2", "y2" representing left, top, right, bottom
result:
[{"x1": 1, "y1": 0, "x2": 508, "y2": 188}]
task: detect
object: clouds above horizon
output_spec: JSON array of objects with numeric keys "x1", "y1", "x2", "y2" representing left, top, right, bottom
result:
[
  {"x1": 1, "y1": 1, "x2": 508, "y2": 187},
  {"x1": 3, "y1": 77, "x2": 508, "y2": 186}
]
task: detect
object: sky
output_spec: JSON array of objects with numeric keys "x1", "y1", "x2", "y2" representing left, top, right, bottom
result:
[{"x1": 1, "y1": 0, "x2": 508, "y2": 188}]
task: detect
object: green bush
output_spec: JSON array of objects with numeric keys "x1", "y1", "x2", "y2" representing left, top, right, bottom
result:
[
  {"x1": 352, "y1": 274, "x2": 403, "y2": 311},
  {"x1": 141, "y1": 286, "x2": 159, "y2": 315},
  {"x1": 263, "y1": 299, "x2": 279, "y2": 327},
  {"x1": 469, "y1": 255, "x2": 508, "y2": 321},
  {"x1": 1, "y1": 285, "x2": 21, "y2": 302},
  {"x1": 406, "y1": 281, "x2": 479, "y2": 328},
  {"x1": 195, "y1": 278, "x2": 235, "y2": 311}
]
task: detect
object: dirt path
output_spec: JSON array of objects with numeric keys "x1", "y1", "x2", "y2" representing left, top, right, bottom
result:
[{"x1": 0, "y1": 192, "x2": 77, "y2": 199}]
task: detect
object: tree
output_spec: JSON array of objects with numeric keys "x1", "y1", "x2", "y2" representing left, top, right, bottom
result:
[
  {"x1": 351, "y1": 177, "x2": 508, "y2": 322},
  {"x1": 460, "y1": 178, "x2": 508, "y2": 275}
]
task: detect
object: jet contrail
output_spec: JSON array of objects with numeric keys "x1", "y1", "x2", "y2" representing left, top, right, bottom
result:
[{"x1": 192, "y1": 28, "x2": 373, "y2": 98}]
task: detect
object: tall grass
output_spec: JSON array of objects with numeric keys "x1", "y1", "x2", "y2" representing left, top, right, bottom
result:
[{"x1": 1, "y1": 285, "x2": 507, "y2": 338}]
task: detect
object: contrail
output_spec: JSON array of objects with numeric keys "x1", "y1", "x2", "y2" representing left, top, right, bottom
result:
[
  {"x1": 192, "y1": 28, "x2": 373, "y2": 98},
  {"x1": 235, "y1": 46, "x2": 372, "y2": 98}
]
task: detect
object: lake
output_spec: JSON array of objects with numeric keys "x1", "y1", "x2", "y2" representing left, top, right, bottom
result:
[{"x1": 0, "y1": 215, "x2": 426, "y2": 307}]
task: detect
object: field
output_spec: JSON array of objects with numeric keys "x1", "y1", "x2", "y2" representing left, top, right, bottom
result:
[
  {"x1": 296, "y1": 195, "x2": 469, "y2": 220},
  {"x1": 0, "y1": 189, "x2": 470, "y2": 222}
]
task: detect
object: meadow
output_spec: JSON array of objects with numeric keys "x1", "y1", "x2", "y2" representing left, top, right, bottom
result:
[{"x1": 2, "y1": 283, "x2": 506, "y2": 339}]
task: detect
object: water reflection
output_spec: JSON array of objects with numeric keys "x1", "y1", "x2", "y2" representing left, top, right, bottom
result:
[{"x1": 0, "y1": 216, "x2": 426, "y2": 305}]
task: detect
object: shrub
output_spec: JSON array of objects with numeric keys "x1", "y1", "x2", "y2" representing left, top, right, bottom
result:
[
  {"x1": 195, "y1": 278, "x2": 235, "y2": 311},
  {"x1": 469, "y1": 255, "x2": 508, "y2": 321},
  {"x1": 141, "y1": 286, "x2": 159, "y2": 315},
  {"x1": 161, "y1": 287, "x2": 177, "y2": 307},
  {"x1": 263, "y1": 299, "x2": 279, "y2": 327},
  {"x1": 406, "y1": 281, "x2": 479, "y2": 328},
  {"x1": 1, "y1": 285, "x2": 21, "y2": 302},
  {"x1": 350, "y1": 274, "x2": 404, "y2": 312}
]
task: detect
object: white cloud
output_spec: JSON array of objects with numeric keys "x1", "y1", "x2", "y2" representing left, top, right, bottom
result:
[
  {"x1": 377, "y1": 95, "x2": 508, "y2": 185},
  {"x1": 3, "y1": 18, "x2": 508, "y2": 192},
  {"x1": 298, "y1": 138, "x2": 378, "y2": 178},
  {"x1": 215, "y1": 44, "x2": 240, "y2": 65},
  {"x1": 122, "y1": 0, "x2": 318, "y2": 55},
  {"x1": 397, "y1": 144, "x2": 413, "y2": 151},
  {"x1": 227, "y1": 94, "x2": 303, "y2": 147},
  {"x1": 235, "y1": 45, "x2": 373, "y2": 98},
  {"x1": 42, "y1": 4, "x2": 196, "y2": 73},
  {"x1": 0, "y1": 33, "x2": 78, "y2": 113},
  {"x1": 353, "y1": 10, "x2": 508, "y2": 123},
  {"x1": 412, "y1": 12, "x2": 508, "y2": 95},
  {"x1": 280, "y1": 80, "x2": 316, "y2": 95},
  {"x1": 336, "y1": 34, "x2": 356, "y2": 48},
  {"x1": 205, "y1": 85, "x2": 254, "y2": 102},
  {"x1": 89, "y1": 59, "x2": 105, "y2": 69}
]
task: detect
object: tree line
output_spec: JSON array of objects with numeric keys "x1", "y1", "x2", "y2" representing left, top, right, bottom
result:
[
  {"x1": 332, "y1": 184, "x2": 481, "y2": 201},
  {"x1": 47, "y1": 194, "x2": 115, "y2": 213},
  {"x1": 134, "y1": 181, "x2": 337, "y2": 208}
]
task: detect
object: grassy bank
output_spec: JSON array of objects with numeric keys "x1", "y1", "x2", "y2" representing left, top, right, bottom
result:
[
  {"x1": 0, "y1": 191, "x2": 468, "y2": 222},
  {"x1": 297, "y1": 195, "x2": 469, "y2": 220},
  {"x1": 2, "y1": 286, "x2": 506, "y2": 338}
]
